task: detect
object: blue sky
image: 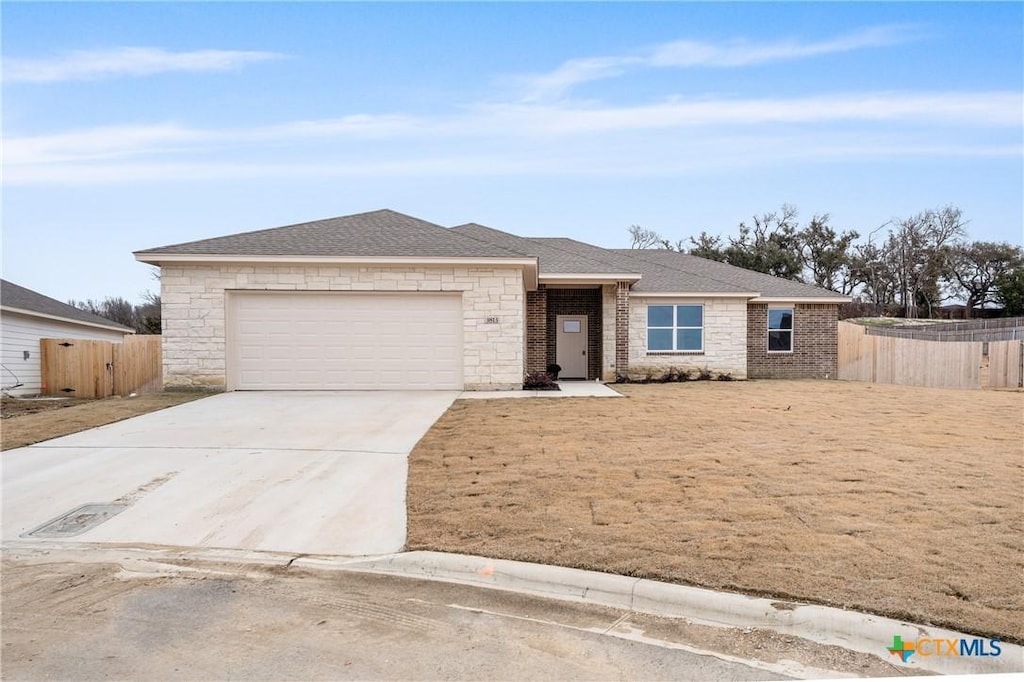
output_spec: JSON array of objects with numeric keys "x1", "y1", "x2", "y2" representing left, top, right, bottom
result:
[{"x1": 3, "y1": 2, "x2": 1022, "y2": 304}]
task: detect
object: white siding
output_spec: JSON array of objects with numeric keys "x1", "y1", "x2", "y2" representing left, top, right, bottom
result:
[{"x1": 0, "y1": 311, "x2": 129, "y2": 396}]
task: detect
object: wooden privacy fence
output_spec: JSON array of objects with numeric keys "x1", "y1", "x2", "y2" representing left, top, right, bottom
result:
[
  {"x1": 40, "y1": 335, "x2": 162, "y2": 398},
  {"x1": 989, "y1": 339, "x2": 1024, "y2": 388},
  {"x1": 838, "y1": 322, "x2": 1024, "y2": 389}
]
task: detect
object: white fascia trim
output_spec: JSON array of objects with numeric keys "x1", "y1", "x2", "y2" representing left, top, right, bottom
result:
[
  {"x1": 750, "y1": 296, "x2": 851, "y2": 304},
  {"x1": 1, "y1": 306, "x2": 134, "y2": 334},
  {"x1": 540, "y1": 273, "x2": 642, "y2": 283},
  {"x1": 632, "y1": 291, "x2": 759, "y2": 298},
  {"x1": 134, "y1": 253, "x2": 535, "y2": 267},
  {"x1": 134, "y1": 253, "x2": 540, "y2": 290}
]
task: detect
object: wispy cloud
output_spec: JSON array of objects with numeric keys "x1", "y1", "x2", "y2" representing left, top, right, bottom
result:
[
  {"x1": 518, "y1": 25, "x2": 918, "y2": 100},
  {"x1": 4, "y1": 88, "x2": 1018, "y2": 186},
  {"x1": 4, "y1": 47, "x2": 286, "y2": 83}
]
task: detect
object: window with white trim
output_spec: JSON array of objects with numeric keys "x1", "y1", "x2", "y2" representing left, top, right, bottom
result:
[
  {"x1": 647, "y1": 304, "x2": 703, "y2": 352},
  {"x1": 768, "y1": 308, "x2": 793, "y2": 352}
]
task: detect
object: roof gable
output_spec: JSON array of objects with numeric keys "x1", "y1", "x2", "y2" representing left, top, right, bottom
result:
[{"x1": 0, "y1": 279, "x2": 134, "y2": 332}]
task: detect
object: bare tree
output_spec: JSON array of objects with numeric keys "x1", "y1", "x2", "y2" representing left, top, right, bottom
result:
[
  {"x1": 628, "y1": 224, "x2": 664, "y2": 249},
  {"x1": 887, "y1": 205, "x2": 967, "y2": 317}
]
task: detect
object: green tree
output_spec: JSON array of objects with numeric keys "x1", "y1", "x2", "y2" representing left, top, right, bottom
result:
[
  {"x1": 687, "y1": 232, "x2": 726, "y2": 261},
  {"x1": 798, "y1": 214, "x2": 859, "y2": 293},
  {"x1": 947, "y1": 241, "x2": 1024, "y2": 316},
  {"x1": 722, "y1": 205, "x2": 804, "y2": 280},
  {"x1": 994, "y1": 266, "x2": 1024, "y2": 316}
]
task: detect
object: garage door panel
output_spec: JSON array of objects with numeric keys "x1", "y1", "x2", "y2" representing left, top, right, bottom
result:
[{"x1": 230, "y1": 292, "x2": 463, "y2": 390}]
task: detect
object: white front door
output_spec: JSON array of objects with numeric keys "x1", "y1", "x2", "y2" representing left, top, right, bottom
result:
[{"x1": 555, "y1": 315, "x2": 588, "y2": 379}]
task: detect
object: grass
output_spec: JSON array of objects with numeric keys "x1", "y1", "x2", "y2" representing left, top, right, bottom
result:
[
  {"x1": 1, "y1": 392, "x2": 208, "y2": 450},
  {"x1": 407, "y1": 380, "x2": 1024, "y2": 642}
]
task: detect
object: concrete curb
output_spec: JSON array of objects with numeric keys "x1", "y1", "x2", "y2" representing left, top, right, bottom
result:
[{"x1": 297, "y1": 551, "x2": 1023, "y2": 677}]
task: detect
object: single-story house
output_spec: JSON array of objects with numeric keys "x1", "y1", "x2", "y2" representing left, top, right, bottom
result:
[
  {"x1": 134, "y1": 209, "x2": 850, "y2": 391},
  {"x1": 1, "y1": 279, "x2": 135, "y2": 396}
]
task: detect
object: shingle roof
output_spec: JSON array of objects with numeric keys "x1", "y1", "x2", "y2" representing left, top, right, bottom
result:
[
  {"x1": 450, "y1": 224, "x2": 628, "y2": 274},
  {"x1": 136, "y1": 209, "x2": 525, "y2": 259},
  {"x1": 531, "y1": 238, "x2": 751, "y2": 293},
  {"x1": 136, "y1": 209, "x2": 848, "y2": 299},
  {"x1": 609, "y1": 249, "x2": 845, "y2": 298},
  {"x1": 0, "y1": 279, "x2": 135, "y2": 331}
]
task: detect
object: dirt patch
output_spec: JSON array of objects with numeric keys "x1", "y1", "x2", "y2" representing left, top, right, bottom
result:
[
  {"x1": 407, "y1": 380, "x2": 1024, "y2": 642},
  {"x1": 1, "y1": 392, "x2": 210, "y2": 450}
]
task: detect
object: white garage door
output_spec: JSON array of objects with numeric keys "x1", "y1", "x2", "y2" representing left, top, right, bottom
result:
[{"x1": 229, "y1": 292, "x2": 463, "y2": 390}]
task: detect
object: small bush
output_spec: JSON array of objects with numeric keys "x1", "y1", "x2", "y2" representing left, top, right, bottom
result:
[
  {"x1": 715, "y1": 372, "x2": 735, "y2": 381},
  {"x1": 523, "y1": 371, "x2": 560, "y2": 390},
  {"x1": 697, "y1": 366, "x2": 714, "y2": 381}
]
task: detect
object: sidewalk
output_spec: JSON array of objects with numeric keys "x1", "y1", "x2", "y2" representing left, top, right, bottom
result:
[{"x1": 459, "y1": 381, "x2": 623, "y2": 399}]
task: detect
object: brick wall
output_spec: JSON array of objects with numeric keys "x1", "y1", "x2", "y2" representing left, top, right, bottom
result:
[
  {"x1": 746, "y1": 303, "x2": 838, "y2": 379},
  {"x1": 525, "y1": 287, "x2": 548, "y2": 374},
  {"x1": 545, "y1": 288, "x2": 602, "y2": 380}
]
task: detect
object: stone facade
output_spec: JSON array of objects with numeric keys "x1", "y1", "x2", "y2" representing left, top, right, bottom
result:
[
  {"x1": 160, "y1": 264, "x2": 525, "y2": 391},
  {"x1": 627, "y1": 296, "x2": 748, "y2": 379},
  {"x1": 601, "y1": 285, "x2": 617, "y2": 380},
  {"x1": 615, "y1": 282, "x2": 630, "y2": 380},
  {"x1": 746, "y1": 303, "x2": 839, "y2": 379}
]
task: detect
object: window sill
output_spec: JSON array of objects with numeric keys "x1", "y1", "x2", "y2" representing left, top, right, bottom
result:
[
  {"x1": 767, "y1": 350, "x2": 794, "y2": 355},
  {"x1": 647, "y1": 351, "x2": 705, "y2": 356}
]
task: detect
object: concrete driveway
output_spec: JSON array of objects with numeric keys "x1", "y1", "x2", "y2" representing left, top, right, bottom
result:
[{"x1": 2, "y1": 391, "x2": 457, "y2": 555}]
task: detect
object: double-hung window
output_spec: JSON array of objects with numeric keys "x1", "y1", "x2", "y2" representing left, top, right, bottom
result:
[
  {"x1": 767, "y1": 308, "x2": 794, "y2": 352},
  {"x1": 647, "y1": 304, "x2": 703, "y2": 352}
]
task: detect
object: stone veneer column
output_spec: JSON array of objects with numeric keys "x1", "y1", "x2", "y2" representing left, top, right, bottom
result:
[{"x1": 615, "y1": 281, "x2": 630, "y2": 379}]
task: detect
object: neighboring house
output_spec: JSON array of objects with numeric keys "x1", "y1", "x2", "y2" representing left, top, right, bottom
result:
[
  {"x1": 1, "y1": 279, "x2": 134, "y2": 396},
  {"x1": 134, "y1": 209, "x2": 850, "y2": 392}
]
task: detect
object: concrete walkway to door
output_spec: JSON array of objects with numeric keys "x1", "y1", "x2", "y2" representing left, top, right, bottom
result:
[{"x1": 2, "y1": 392, "x2": 457, "y2": 556}]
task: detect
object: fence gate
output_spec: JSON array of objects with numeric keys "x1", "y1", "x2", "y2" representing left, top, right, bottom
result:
[
  {"x1": 40, "y1": 336, "x2": 162, "y2": 398},
  {"x1": 40, "y1": 339, "x2": 116, "y2": 398}
]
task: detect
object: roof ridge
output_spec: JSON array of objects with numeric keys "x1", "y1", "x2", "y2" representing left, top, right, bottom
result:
[
  {"x1": 517, "y1": 235, "x2": 646, "y2": 274},
  {"x1": 447, "y1": 223, "x2": 532, "y2": 257},
  {"x1": 136, "y1": 209, "x2": 434, "y2": 254},
  {"x1": 452, "y1": 223, "x2": 622, "y2": 272}
]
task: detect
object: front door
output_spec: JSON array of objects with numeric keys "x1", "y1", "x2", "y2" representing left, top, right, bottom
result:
[{"x1": 556, "y1": 315, "x2": 588, "y2": 379}]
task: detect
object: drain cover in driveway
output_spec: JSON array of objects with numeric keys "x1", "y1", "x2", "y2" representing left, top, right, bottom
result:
[{"x1": 22, "y1": 504, "x2": 128, "y2": 538}]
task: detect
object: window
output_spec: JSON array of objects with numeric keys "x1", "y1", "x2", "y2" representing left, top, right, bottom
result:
[
  {"x1": 768, "y1": 308, "x2": 793, "y2": 352},
  {"x1": 647, "y1": 304, "x2": 703, "y2": 352}
]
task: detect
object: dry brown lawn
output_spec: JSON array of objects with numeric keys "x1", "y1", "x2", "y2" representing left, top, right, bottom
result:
[
  {"x1": 408, "y1": 380, "x2": 1024, "y2": 642},
  {"x1": 1, "y1": 392, "x2": 208, "y2": 450}
]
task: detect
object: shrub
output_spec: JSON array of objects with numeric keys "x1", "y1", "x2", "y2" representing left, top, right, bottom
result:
[
  {"x1": 523, "y1": 371, "x2": 560, "y2": 390},
  {"x1": 697, "y1": 366, "x2": 714, "y2": 381}
]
